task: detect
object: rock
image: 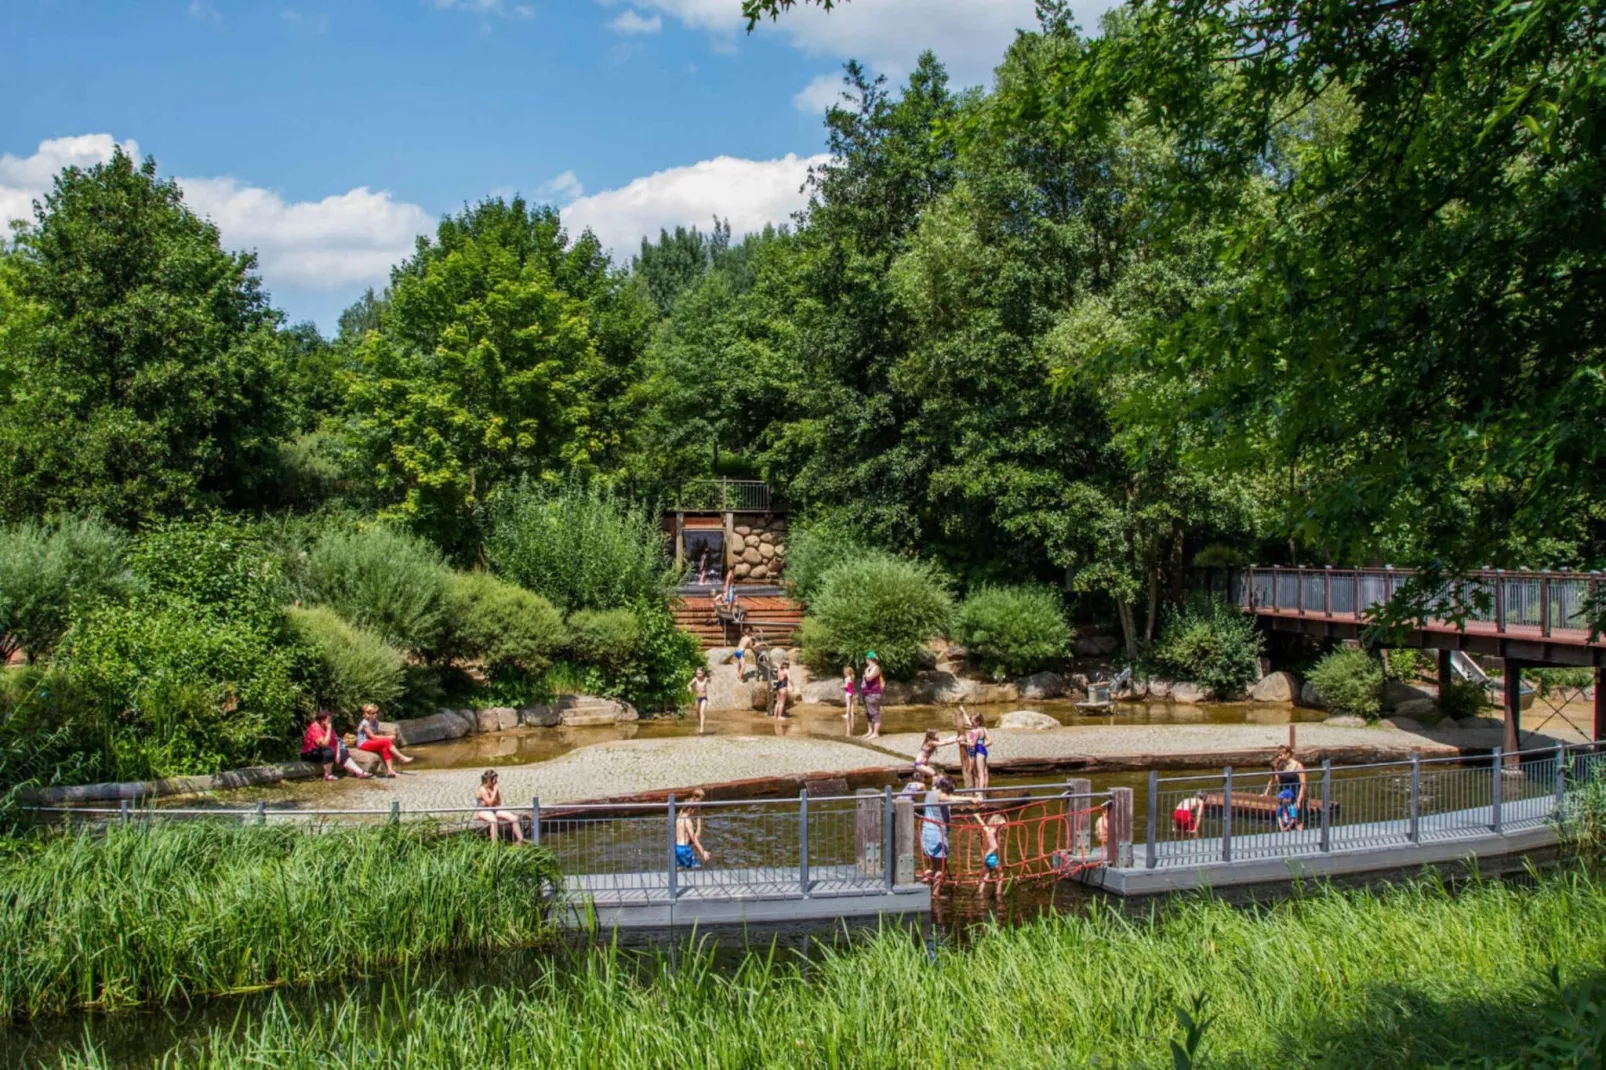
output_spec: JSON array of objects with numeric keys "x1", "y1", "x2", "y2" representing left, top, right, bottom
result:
[
  {"x1": 1384, "y1": 678, "x2": 1434, "y2": 710},
  {"x1": 520, "y1": 704, "x2": 561, "y2": 728},
  {"x1": 1300, "y1": 680, "x2": 1327, "y2": 709},
  {"x1": 758, "y1": 542, "x2": 775, "y2": 560},
  {"x1": 734, "y1": 562, "x2": 752, "y2": 579},
  {"x1": 1323, "y1": 714, "x2": 1369, "y2": 728},
  {"x1": 1249, "y1": 671, "x2": 1300, "y2": 704},
  {"x1": 1074, "y1": 636, "x2": 1120, "y2": 657},
  {"x1": 1392, "y1": 699, "x2": 1438, "y2": 719},
  {"x1": 750, "y1": 564, "x2": 770, "y2": 580},
  {"x1": 1384, "y1": 716, "x2": 1427, "y2": 733},
  {"x1": 742, "y1": 547, "x2": 763, "y2": 565},
  {"x1": 1017, "y1": 671, "x2": 1067, "y2": 700},
  {"x1": 801, "y1": 679, "x2": 846, "y2": 706},
  {"x1": 735, "y1": 524, "x2": 752, "y2": 536},
  {"x1": 999, "y1": 710, "x2": 1061, "y2": 730},
  {"x1": 348, "y1": 747, "x2": 381, "y2": 772},
  {"x1": 1067, "y1": 673, "x2": 1091, "y2": 692},
  {"x1": 706, "y1": 647, "x2": 734, "y2": 672},
  {"x1": 555, "y1": 695, "x2": 637, "y2": 727},
  {"x1": 388, "y1": 712, "x2": 463, "y2": 746},
  {"x1": 1171, "y1": 682, "x2": 1211, "y2": 705},
  {"x1": 1147, "y1": 679, "x2": 1173, "y2": 700},
  {"x1": 475, "y1": 707, "x2": 519, "y2": 733}
]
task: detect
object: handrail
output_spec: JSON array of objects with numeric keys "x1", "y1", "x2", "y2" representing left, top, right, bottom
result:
[{"x1": 673, "y1": 478, "x2": 777, "y2": 512}]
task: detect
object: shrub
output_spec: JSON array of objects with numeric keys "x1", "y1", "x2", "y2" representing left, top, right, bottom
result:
[
  {"x1": 954, "y1": 585, "x2": 1071, "y2": 678},
  {"x1": 128, "y1": 514, "x2": 284, "y2": 625},
  {"x1": 306, "y1": 526, "x2": 451, "y2": 654},
  {"x1": 0, "y1": 516, "x2": 134, "y2": 661},
  {"x1": 59, "y1": 600, "x2": 303, "y2": 779},
  {"x1": 1524, "y1": 666, "x2": 1595, "y2": 696},
  {"x1": 0, "y1": 667, "x2": 101, "y2": 828},
  {"x1": 800, "y1": 552, "x2": 953, "y2": 677},
  {"x1": 566, "y1": 608, "x2": 642, "y2": 670},
  {"x1": 1306, "y1": 648, "x2": 1385, "y2": 719},
  {"x1": 1557, "y1": 765, "x2": 1606, "y2": 862},
  {"x1": 1150, "y1": 595, "x2": 1265, "y2": 697},
  {"x1": 441, "y1": 572, "x2": 565, "y2": 674},
  {"x1": 1384, "y1": 648, "x2": 1430, "y2": 680},
  {"x1": 783, "y1": 516, "x2": 873, "y2": 603},
  {"x1": 1438, "y1": 678, "x2": 1487, "y2": 721},
  {"x1": 607, "y1": 602, "x2": 705, "y2": 713},
  {"x1": 485, "y1": 481, "x2": 679, "y2": 614},
  {"x1": 285, "y1": 605, "x2": 406, "y2": 715}
]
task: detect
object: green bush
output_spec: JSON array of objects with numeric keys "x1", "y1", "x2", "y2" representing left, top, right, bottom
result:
[
  {"x1": 783, "y1": 516, "x2": 873, "y2": 603},
  {"x1": 285, "y1": 605, "x2": 405, "y2": 715},
  {"x1": 954, "y1": 585, "x2": 1071, "y2": 678},
  {"x1": 307, "y1": 526, "x2": 451, "y2": 654},
  {"x1": 441, "y1": 572, "x2": 566, "y2": 674},
  {"x1": 607, "y1": 602, "x2": 705, "y2": 713},
  {"x1": 1384, "y1": 648, "x2": 1430, "y2": 680},
  {"x1": 1438, "y1": 678, "x2": 1487, "y2": 721},
  {"x1": 1307, "y1": 648, "x2": 1385, "y2": 719},
  {"x1": 1524, "y1": 666, "x2": 1595, "y2": 696},
  {"x1": 58, "y1": 599, "x2": 303, "y2": 780},
  {"x1": 800, "y1": 552, "x2": 953, "y2": 677},
  {"x1": 1150, "y1": 596, "x2": 1265, "y2": 697},
  {"x1": 566, "y1": 608, "x2": 642, "y2": 670},
  {"x1": 128, "y1": 514, "x2": 284, "y2": 625},
  {"x1": 0, "y1": 667, "x2": 102, "y2": 828},
  {"x1": 0, "y1": 516, "x2": 133, "y2": 662}
]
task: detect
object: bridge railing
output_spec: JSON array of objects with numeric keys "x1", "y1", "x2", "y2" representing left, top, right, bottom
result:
[
  {"x1": 1220, "y1": 565, "x2": 1602, "y2": 640},
  {"x1": 673, "y1": 479, "x2": 776, "y2": 513},
  {"x1": 1141, "y1": 742, "x2": 1605, "y2": 871}
]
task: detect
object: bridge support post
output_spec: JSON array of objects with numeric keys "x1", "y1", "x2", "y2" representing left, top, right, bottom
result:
[
  {"x1": 1437, "y1": 648, "x2": 1454, "y2": 698},
  {"x1": 1221, "y1": 767, "x2": 1234, "y2": 863},
  {"x1": 799, "y1": 789, "x2": 810, "y2": 898},
  {"x1": 1503, "y1": 660, "x2": 1523, "y2": 763},
  {"x1": 667, "y1": 794, "x2": 678, "y2": 902},
  {"x1": 1319, "y1": 760, "x2": 1332, "y2": 852},
  {"x1": 1066, "y1": 778, "x2": 1092, "y2": 855},
  {"x1": 1145, "y1": 770, "x2": 1158, "y2": 870},
  {"x1": 1109, "y1": 787, "x2": 1134, "y2": 868},
  {"x1": 1595, "y1": 667, "x2": 1605, "y2": 745}
]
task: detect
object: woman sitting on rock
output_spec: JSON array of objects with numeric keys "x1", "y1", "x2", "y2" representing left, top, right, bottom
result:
[
  {"x1": 474, "y1": 770, "x2": 524, "y2": 843},
  {"x1": 301, "y1": 710, "x2": 370, "y2": 781},
  {"x1": 356, "y1": 703, "x2": 413, "y2": 777}
]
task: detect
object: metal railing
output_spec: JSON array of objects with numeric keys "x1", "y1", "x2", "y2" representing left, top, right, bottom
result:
[
  {"x1": 1215, "y1": 565, "x2": 1602, "y2": 641},
  {"x1": 1141, "y1": 742, "x2": 1606, "y2": 870},
  {"x1": 673, "y1": 479, "x2": 776, "y2": 513}
]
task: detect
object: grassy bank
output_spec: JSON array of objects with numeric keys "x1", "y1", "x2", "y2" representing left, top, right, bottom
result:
[
  {"x1": 55, "y1": 870, "x2": 1606, "y2": 1068},
  {"x1": 0, "y1": 823, "x2": 558, "y2": 1018}
]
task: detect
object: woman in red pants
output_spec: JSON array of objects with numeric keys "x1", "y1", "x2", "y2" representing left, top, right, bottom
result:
[{"x1": 356, "y1": 703, "x2": 414, "y2": 777}]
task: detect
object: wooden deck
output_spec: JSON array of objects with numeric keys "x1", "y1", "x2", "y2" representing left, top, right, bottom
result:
[
  {"x1": 671, "y1": 588, "x2": 804, "y2": 649},
  {"x1": 554, "y1": 864, "x2": 930, "y2": 927}
]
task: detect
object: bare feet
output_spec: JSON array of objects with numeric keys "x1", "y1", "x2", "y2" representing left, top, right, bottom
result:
[{"x1": 399, "y1": 755, "x2": 415, "y2": 764}]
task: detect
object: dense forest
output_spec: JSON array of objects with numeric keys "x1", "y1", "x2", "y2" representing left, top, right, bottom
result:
[{"x1": 1, "y1": 0, "x2": 1602, "y2": 787}]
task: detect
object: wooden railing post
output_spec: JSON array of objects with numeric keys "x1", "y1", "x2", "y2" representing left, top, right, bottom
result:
[
  {"x1": 1324, "y1": 566, "x2": 1333, "y2": 617},
  {"x1": 1221, "y1": 767, "x2": 1234, "y2": 863},
  {"x1": 1110, "y1": 787, "x2": 1134, "y2": 868},
  {"x1": 1145, "y1": 770, "x2": 1158, "y2": 870},
  {"x1": 1066, "y1": 778, "x2": 1092, "y2": 854},
  {"x1": 1353, "y1": 572, "x2": 1362, "y2": 621},
  {"x1": 1541, "y1": 576, "x2": 1552, "y2": 637}
]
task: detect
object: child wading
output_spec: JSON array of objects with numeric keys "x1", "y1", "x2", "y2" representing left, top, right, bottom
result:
[
  {"x1": 965, "y1": 712, "x2": 993, "y2": 791},
  {"x1": 841, "y1": 665, "x2": 858, "y2": 735},
  {"x1": 771, "y1": 660, "x2": 791, "y2": 719},
  {"x1": 688, "y1": 668, "x2": 709, "y2": 734},
  {"x1": 980, "y1": 813, "x2": 1006, "y2": 896},
  {"x1": 913, "y1": 728, "x2": 960, "y2": 781},
  {"x1": 676, "y1": 788, "x2": 711, "y2": 868}
]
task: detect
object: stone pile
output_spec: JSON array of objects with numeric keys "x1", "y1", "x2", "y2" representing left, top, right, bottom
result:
[{"x1": 727, "y1": 516, "x2": 787, "y2": 583}]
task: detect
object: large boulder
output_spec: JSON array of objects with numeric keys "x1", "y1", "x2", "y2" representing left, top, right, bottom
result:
[
  {"x1": 1299, "y1": 680, "x2": 1327, "y2": 709},
  {"x1": 1323, "y1": 714, "x2": 1368, "y2": 728},
  {"x1": 705, "y1": 647, "x2": 734, "y2": 672},
  {"x1": 1147, "y1": 679, "x2": 1173, "y2": 700},
  {"x1": 389, "y1": 711, "x2": 472, "y2": 746},
  {"x1": 554, "y1": 695, "x2": 637, "y2": 727},
  {"x1": 999, "y1": 710, "x2": 1061, "y2": 730},
  {"x1": 1171, "y1": 682, "x2": 1211, "y2": 705},
  {"x1": 520, "y1": 704, "x2": 561, "y2": 728},
  {"x1": 801, "y1": 678, "x2": 847, "y2": 706},
  {"x1": 347, "y1": 746, "x2": 382, "y2": 773},
  {"x1": 705, "y1": 661, "x2": 753, "y2": 711},
  {"x1": 1393, "y1": 698, "x2": 1438, "y2": 719},
  {"x1": 475, "y1": 707, "x2": 520, "y2": 733},
  {"x1": 1249, "y1": 671, "x2": 1300, "y2": 704},
  {"x1": 1017, "y1": 671, "x2": 1067, "y2": 700},
  {"x1": 1384, "y1": 678, "x2": 1434, "y2": 710},
  {"x1": 1384, "y1": 715, "x2": 1426, "y2": 733},
  {"x1": 1073, "y1": 635, "x2": 1120, "y2": 657}
]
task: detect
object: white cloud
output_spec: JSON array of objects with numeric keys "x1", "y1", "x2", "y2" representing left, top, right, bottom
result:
[
  {"x1": 608, "y1": 9, "x2": 662, "y2": 34},
  {"x1": 561, "y1": 152, "x2": 826, "y2": 258},
  {"x1": 621, "y1": 0, "x2": 1098, "y2": 85},
  {"x1": 792, "y1": 72, "x2": 845, "y2": 113},
  {"x1": 538, "y1": 169, "x2": 585, "y2": 204},
  {"x1": 0, "y1": 135, "x2": 433, "y2": 295}
]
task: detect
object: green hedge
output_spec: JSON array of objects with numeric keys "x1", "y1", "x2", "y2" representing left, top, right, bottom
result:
[
  {"x1": 800, "y1": 553, "x2": 953, "y2": 677},
  {"x1": 1307, "y1": 648, "x2": 1385, "y2": 719},
  {"x1": 953, "y1": 585, "x2": 1071, "y2": 677},
  {"x1": 0, "y1": 516, "x2": 133, "y2": 662},
  {"x1": 307, "y1": 526, "x2": 451, "y2": 654},
  {"x1": 441, "y1": 571, "x2": 565, "y2": 674}
]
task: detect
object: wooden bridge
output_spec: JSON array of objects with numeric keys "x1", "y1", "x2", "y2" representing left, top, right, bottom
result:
[{"x1": 1214, "y1": 566, "x2": 1606, "y2": 748}]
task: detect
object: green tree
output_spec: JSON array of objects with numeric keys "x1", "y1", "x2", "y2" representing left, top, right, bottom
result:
[
  {"x1": 631, "y1": 218, "x2": 731, "y2": 316},
  {"x1": 0, "y1": 150, "x2": 289, "y2": 526},
  {"x1": 343, "y1": 198, "x2": 653, "y2": 556}
]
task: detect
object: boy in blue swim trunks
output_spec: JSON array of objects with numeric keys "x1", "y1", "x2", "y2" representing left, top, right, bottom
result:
[
  {"x1": 1276, "y1": 788, "x2": 1300, "y2": 832},
  {"x1": 980, "y1": 813, "x2": 1006, "y2": 896},
  {"x1": 676, "y1": 788, "x2": 711, "y2": 868}
]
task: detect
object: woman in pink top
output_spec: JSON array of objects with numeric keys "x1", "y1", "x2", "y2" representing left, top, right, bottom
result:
[{"x1": 301, "y1": 710, "x2": 370, "y2": 781}]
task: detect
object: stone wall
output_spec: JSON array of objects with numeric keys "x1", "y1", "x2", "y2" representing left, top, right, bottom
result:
[{"x1": 729, "y1": 514, "x2": 786, "y2": 583}]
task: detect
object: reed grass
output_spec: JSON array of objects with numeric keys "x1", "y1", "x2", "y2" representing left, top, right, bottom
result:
[
  {"x1": 55, "y1": 869, "x2": 1606, "y2": 1068},
  {"x1": 0, "y1": 822, "x2": 558, "y2": 1018}
]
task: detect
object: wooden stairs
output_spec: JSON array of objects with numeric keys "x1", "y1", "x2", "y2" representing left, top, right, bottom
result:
[{"x1": 672, "y1": 589, "x2": 804, "y2": 650}]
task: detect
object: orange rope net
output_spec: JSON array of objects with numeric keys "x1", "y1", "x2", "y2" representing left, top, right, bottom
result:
[{"x1": 919, "y1": 797, "x2": 1107, "y2": 888}]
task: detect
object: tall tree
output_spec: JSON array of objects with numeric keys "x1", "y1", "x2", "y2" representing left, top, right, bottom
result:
[{"x1": 0, "y1": 150, "x2": 289, "y2": 526}]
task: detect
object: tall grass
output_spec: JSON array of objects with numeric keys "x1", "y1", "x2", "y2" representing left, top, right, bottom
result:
[
  {"x1": 0, "y1": 823, "x2": 558, "y2": 1018},
  {"x1": 53, "y1": 871, "x2": 1606, "y2": 1067}
]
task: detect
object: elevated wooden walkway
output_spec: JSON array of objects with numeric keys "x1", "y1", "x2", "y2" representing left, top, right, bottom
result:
[{"x1": 671, "y1": 585, "x2": 804, "y2": 650}]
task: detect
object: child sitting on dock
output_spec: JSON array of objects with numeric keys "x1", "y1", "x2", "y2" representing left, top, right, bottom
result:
[
  {"x1": 676, "y1": 788, "x2": 711, "y2": 868},
  {"x1": 474, "y1": 770, "x2": 524, "y2": 844},
  {"x1": 1276, "y1": 789, "x2": 1301, "y2": 832},
  {"x1": 913, "y1": 729, "x2": 961, "y2": 781}
]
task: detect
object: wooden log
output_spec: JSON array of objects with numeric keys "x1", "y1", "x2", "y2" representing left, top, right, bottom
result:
[
  {"x1": 854, "y1": 788, "x2": 882, "y2": 877},
  {"x1": 893, "y1": 795, "x2": 917, "y2": 885},
  {"x1": 1109, "y1": 787, "x2": 1134, "y2": 867},
  {"x1": 1200, "y1": 792, "x2": 1337, "y2": 823},
  {"x1": 1065, "y1": 777, "x2": 1092, "y2": 855}
]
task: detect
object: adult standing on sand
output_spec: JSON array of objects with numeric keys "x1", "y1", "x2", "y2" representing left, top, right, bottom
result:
[{"x1": 862, "y1": 652, "x2": 884, "y2": 739}]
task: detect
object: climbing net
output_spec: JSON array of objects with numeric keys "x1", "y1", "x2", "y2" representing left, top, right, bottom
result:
[{"x1": 922, "y1": 796, "x2": 1107, "y2": 889}]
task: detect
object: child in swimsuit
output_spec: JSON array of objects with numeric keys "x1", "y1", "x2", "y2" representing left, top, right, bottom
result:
[
  {"x1": 980, "y1": 813, "x2": 1006, "y2": 895},
  {"x1": 1276, "y1": 789, "x2": 1300, "y2": 832},
  {"x1": 1172, "y1": 792, "x2": 1204, "y2": 837},
  {"x1": 733, "y1": 635, "x2": 755, "y2": 680},
  {"x1": 687, "y1": 668, "x2": 709, "y2": 734},
  {"x1": 841, "y1": 666, "x2": 857, "y2": 731},
  {"x1": 965, "y1": 713, "x2": 993, "y2": 791},
  {"x1": 913, "y1": 728, "x2": 960, "y2": 780},
  {"x1": 772, "y1": 662, "x2": 791, "y2": 719},
  {"x1": 675, "y1": 788, "x2": 710, "y2": 868},
  {"x1": 474, "y1": 770, "x2": 524, "y2": 844},
  {"x1": 919, "y1": 776, "x2": 966, "y2": 884}
]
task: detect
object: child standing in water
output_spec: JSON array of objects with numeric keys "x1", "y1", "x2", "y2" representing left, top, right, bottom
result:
[
  {"x1": 676, "y1": 788, "x2": 711, "y2": 868},
  {"x1": 841, "y1": 665, "x2": 857, "y2": 734},
  {"x1": 687, "y1": 668, "x2": 709, "y2": 734},
  {"x1": 772, "y1": 660, "x2": 791, "y2": 719},
  {"x1": 913, "y1": 728, "x2": 961, "y2": 781},
  {"x1": 980, "y1": 813, "x2": 1006, "y2": 896},
  {"x1": 965, "y1": 712, "x2": 993, "y2": 791}
]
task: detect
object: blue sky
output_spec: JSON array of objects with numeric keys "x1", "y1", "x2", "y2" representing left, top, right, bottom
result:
[{"x1": 2, "y1": 0, "x2": 1111, "y2": 330}]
